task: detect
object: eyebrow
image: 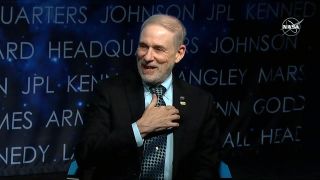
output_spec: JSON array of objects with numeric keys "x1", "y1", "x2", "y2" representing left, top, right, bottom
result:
[
  {"x1": 153, "y1": 45, "x2": 166, "y2": 50},
  {"x1": 138, "y1": 42, "x2": 147, "y2": 46},
  {"x1": 138, "y1": 42, "x2": 167, "y2": 51}
]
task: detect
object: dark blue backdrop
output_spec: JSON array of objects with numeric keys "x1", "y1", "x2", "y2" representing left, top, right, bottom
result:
[{"x1": 0, "y1": 0, "x2": 318, "y2": 178}]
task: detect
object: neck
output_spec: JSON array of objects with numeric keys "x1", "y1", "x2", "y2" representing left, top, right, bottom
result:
[{"x1": 145, "y1": 81, "x2": 162, "y2": 87}]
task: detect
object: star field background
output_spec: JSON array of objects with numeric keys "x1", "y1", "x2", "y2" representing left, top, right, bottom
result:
[{"x1": 0, "y1": 0, "x2": 319, "y2": 178}]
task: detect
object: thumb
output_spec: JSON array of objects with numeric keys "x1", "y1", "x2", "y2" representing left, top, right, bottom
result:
[{"x1": 148, "y1": 94, "x2": 158, "y2": 108}]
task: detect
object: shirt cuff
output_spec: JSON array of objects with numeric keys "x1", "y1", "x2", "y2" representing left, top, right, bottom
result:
[{"x1": 131, "y1": 122, "x2": 144, "y2": 147}]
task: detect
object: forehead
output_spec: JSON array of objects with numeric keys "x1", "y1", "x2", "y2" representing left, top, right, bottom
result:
[{"x1": 139, "y1": 24, "x2": 175, "y2": 45}]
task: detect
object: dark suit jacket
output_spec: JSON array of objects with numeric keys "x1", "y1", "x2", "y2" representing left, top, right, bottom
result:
[{"x1": 75, "y1": 70, "x2": 220, "y2": 180}]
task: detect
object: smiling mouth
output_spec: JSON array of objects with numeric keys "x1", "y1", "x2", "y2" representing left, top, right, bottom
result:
[{"x1": 142, "y1": 64, "x2": 157, "y2": 73}]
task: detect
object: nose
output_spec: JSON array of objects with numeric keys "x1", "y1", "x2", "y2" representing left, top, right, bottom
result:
[{"x1": 144, "y1": 48, "x2": 154, "y2": 62}]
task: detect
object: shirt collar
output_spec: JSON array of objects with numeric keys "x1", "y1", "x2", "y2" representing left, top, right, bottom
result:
[{"x1": 143, "y1": 73, "x2": 173, "y2": 94}]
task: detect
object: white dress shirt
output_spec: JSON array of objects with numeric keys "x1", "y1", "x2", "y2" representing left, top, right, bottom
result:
[{"x1": 131, "y1": 73, "x2": 173, "y2": 180}]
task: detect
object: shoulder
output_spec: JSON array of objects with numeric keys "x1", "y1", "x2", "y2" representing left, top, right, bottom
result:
[
  {"x1": 174, "y1": 78, "x2": 212, "y2": 99},
  {"x1": 89, "y1": 76, "x2": 120, "y2": 98},
  {"x1": 173, "y1": 78, "x2": 215, "y2": 109},
  {"x1": 95, "y1": 75, "x2": 123, "y2": 89},
  {"x1": 95, "y1": 71, "x2": 140, "y2": 91}
]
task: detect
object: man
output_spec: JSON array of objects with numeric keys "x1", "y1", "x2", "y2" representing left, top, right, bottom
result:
[{"x1": 75, "y1": 14, "x2": 220, "y2": 180}]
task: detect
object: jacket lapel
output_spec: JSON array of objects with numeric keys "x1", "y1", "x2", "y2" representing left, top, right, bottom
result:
[
  {"x1": 172, "y1": 77, "x2": 188, "y2": 178},
  {"x1": 124, "y1": 72, "x2": 145, "y2": 123}
]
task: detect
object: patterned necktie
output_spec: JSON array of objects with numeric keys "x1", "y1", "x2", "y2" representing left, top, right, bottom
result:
[{"x1": 140, "y1": 85, "x2": 167, "y2": 179}]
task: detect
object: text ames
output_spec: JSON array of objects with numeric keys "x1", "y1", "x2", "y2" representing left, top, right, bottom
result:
[{"x1": 0, "y1": 111, "x2": 32, "y2": 130}]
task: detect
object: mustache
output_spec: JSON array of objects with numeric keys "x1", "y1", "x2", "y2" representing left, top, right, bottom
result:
[
  {"x1": 141, "y1": 63, "x2": 158, "y2": 68},
  {"x1": 137, "y1": 58, "x2": 157, "y2": 67}
]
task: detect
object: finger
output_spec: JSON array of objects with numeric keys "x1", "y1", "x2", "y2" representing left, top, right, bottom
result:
[
  {"x1": 155, "y1": 127, "x2": 167, "y2": 132},
  {"x1": 165, "y1": 105, "x2": 174, "y2": 109},
  {"x1": 167, "y1": 122, "x2": 180, "y2": 128},
  {"x1": 168, "y1": 108, "x2": 179, "y2": 114},
  {"x1": 155, "y1": 122, "x2": 179, "y2": 132},
  {"x1": 165, "y1": 106, "x2": 179, "y2": 111},
  {"x1": 165, "y1": 115, "x2": 180, "y2": 123},
  {"x1": 148, "y1": 94, "x2": 158, "y2": 108},
  {"x1": 171, "y1": 114, "x2": 180, "y2": 120}
]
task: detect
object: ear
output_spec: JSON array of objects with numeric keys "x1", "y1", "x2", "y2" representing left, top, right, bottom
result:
[{"x1": 174, "y1": 45, "x2": 186, "y2": 63}]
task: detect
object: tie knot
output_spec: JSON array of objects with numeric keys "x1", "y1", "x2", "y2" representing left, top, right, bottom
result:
[{"x1": 150, "y1": 85, "x2": 166, "y2": 97}]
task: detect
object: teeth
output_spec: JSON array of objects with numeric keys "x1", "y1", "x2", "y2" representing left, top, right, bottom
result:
[{"x1": 142, "y1": 64, "x2": 155, "y2": 69}]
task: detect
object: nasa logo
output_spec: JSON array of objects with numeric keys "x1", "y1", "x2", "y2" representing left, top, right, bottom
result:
[{"x1": 281, "y1": 17, "x2": 303, "y2": 36}]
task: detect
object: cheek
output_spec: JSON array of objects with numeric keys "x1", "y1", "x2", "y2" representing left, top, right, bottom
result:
[
  {"x1": 156, "y1": 54, "x2": 171, "y2": 64},
  {"x1": 136, "y1": 49, "x2": 146, "y2": 58},
  {"x1": 136, "y1": 52, "x2": 143, "y2": 60},
  {"x1": 159, "y1": 62, "x2": 172, "y2": 72}
]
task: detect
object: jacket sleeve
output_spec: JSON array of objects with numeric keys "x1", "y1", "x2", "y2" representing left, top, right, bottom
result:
[
  {"x1": 74, "y1": 82, "x2": 140, "y2": 169},
  {"x1": 191, "y1": 94, "x2": 221, "y2": 179}
]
